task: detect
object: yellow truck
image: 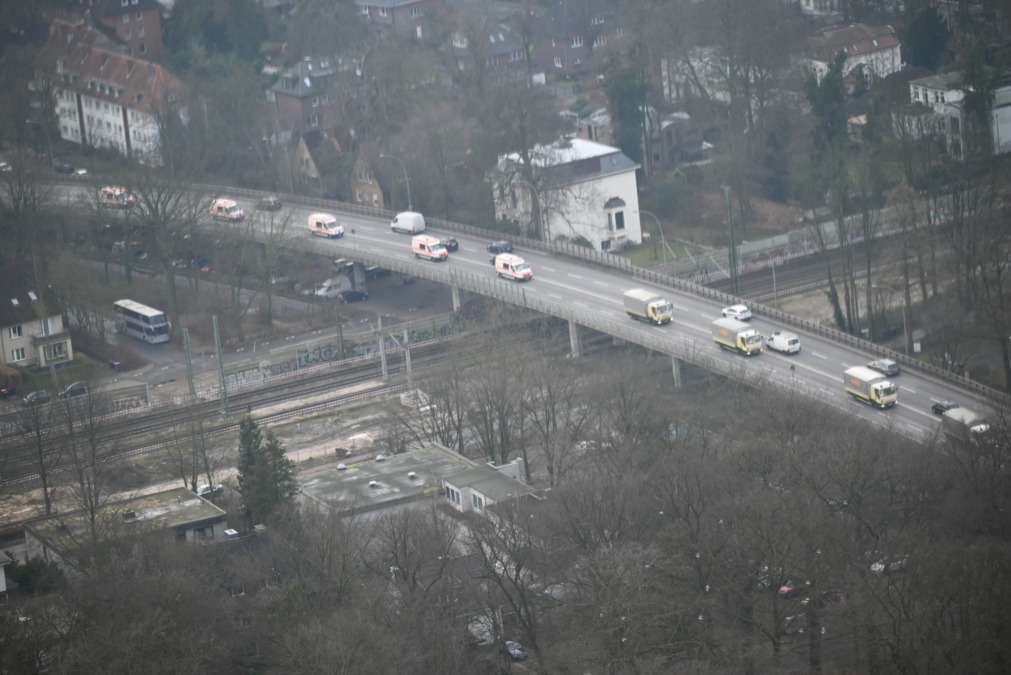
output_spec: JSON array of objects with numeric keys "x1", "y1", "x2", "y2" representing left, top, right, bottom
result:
[
  {"x1": 712, "y1": 317, "x2": 763, "y2": 355},
  {"x1": 843, "y1": 366, "x2": 898, "y2": 408},
  {"x1": 623, "y1": 288, "x2": 673, "y2": 325}
]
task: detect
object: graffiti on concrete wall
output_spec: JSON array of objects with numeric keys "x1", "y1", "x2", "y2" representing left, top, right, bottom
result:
[{"x1": 223, "y1": 341, "x2": 342, "y2": 387}]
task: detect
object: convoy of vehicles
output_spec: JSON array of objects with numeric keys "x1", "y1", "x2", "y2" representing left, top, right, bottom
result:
[
  {"x1": 492, "y1": 253, "x2": 532, "y2": 281},
  {"x1": 308, "y1": 213, "x2": 344, "y2": 238},
  {"x1": 765, "y1": 331, "x2": 800, "y2": 354},
  {"x1": 843, "y1": 366, "x2": 898, "y2": 408},
  {"x1": 210, "y1": 198, "x2": 245, "y2": 221},
  {"x1": 712, "y1": 317, "x2": 763, "y2": 355},
  {"x1": 113, "y1": 299, "x2": 171, "y2": 344},
  {"x1": 391, "y1": 211, "x2": 426, "y2": 234},
  {"x1": 411, "y1": 234, "x2": 448, "y2": 261},
  {"x1": 622, "y1": 288, "x2": 673, "y2": 325},
  {"x1": 940, "y1": 408, "x2": 989, "y2": 443}
]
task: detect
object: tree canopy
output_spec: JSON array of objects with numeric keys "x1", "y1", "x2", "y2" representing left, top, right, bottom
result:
[{"x1": 236, "y1": 415, "x2": 297, "y2": 527}]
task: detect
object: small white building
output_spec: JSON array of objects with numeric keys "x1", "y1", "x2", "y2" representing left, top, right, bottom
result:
[
  {"x1": 492, "y1": 138, "x2": 642, "y2": 252},
  {"x1": 442, "y1": 460, "x2": 534, "y2": 515}
]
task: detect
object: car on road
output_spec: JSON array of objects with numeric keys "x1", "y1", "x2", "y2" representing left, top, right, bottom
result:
[
  {"x1": 931, "y1": 400, "x2": 959, "y2": 415},
  {"x1": 504, "y1": 640, "x2": 527, "y2": 661},
  {"x1": 487, "y1": 240, "x2": 513, "y2": 254},
  {"x1": 54, "y1": 163, "x2": 75, "y2": 174},
  {"x1": 339, "y1": 290, "x2": 369, "y2": 304},
  {"x1": 439, "y1": 237, "x2": 459, "y2": 252},
  {"x1": 22, "y1": 390, "x2": 51, "y2": 407},
  {"x1": 867, "y1": 358, "x2": 900, "y2": 377},
  {"x1": 197, "y1": 484, "x2": 223, "y2": 497},
  {"x1": 256, "y1": 196, "x2": 282, "y2": 211},
  {"x1": 59, "y1": 381, "x2": 89, "y2": 399},
  {"x1": 722, "y1": 304, "x2": 752, "y2": 321},
  {"x1": 73, "y1": 168, "x2": 88, "y2": 177},
  {"x1": 0, "y1": 161, "x2": 12, "y2": 172}
]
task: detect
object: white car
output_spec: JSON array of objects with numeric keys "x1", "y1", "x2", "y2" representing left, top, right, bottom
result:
[
  {"x1": 197, "y1": 484, "x2": 223, "y2": 497},
  {"x1": 722, "y1": 304, "x2": 752, "y2": 321}
]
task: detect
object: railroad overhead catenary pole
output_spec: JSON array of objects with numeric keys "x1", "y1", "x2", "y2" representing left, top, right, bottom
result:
[
  {"x1": 724, "y1": 185, "x2": 740, "y2": 297},
  {"x1": 381, "y1": 154, "x2": 412, "y2": 211}
]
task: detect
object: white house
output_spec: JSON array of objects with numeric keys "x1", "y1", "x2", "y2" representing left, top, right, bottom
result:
[
  {"x1": 492, "y1": 138, "x2": 642, "y2": 252},
  {"x1": 38, "y1": 20, "x2": 188, "y2": 166},
  {"x1": 799, "y1": 24, "x2": 901, "y2": 83},
  {"x1": 442, "y1": 460, "x2": 534, "y2": 516}
]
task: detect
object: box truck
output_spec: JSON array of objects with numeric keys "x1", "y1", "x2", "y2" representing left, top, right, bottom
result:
[
  {"x1": 712, "y1": 317, "x2": 762, "y2": 355},
  {"x1": 941, "y1": 408, "x2": 990, "y2": 443},
  {"x1": 843, "y1": 366, "x2": 898, "y2": 408},
  {"x1": 623, "y1": 288, "x2": 673, "y2": 325}
]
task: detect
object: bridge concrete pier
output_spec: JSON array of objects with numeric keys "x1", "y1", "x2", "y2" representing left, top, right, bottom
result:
[
  {"x1": 568, "y1": 319, "x2": 582, "y2": 358},
  {"x1": 451, "y1": 285, "x2": 461, "y2": 312},
  {"x1": 671, "y1": 356, "x2": 684, "y2": 389}
]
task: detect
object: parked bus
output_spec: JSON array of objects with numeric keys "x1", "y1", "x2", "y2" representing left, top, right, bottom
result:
[{"x1": 113, "y1": 299, "x2": 170, "y2": 344}]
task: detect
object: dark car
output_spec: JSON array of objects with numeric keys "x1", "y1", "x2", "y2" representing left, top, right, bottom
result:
[
  {"x1": 932, "y1": 400, "x2": 959, "y2": 415},
  {"x1": 338, "y1": 290, "x2": 369, "y2": 303},
  {"x1": 54, "y1": 162, "x2": 75, "y2": 174},
  {"x1": 256, "y1": 196, "x2": 282, "y2": 211},
  {"x1": 867, "y1": 359, "x2": 900, "y2": 377},
  {"x1": 440, "y1": 237, "x2": 459, "y2": 252},
  {"x1": 22, "y1": 390, "x2": 51, "y2": 407},
  {"x1": 487, "y1": 240, "x2": 513, "y2": 254},
  {"x1": 59, "y1": 381, "x2": 89, "y2": 399}
]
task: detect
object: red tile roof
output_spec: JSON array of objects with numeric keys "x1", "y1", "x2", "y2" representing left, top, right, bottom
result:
[{"x1": 804, "y1": 24, "x2": 899, "y2": 62}]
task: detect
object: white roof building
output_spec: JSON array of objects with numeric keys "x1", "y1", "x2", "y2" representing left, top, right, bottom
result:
[{"x1": 492, "y1": 138, "x2": 642, "y2": 252}]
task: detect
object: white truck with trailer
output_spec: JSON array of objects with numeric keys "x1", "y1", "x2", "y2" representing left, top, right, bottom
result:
[
  {"x1": 766, "y1": 331, "x2": 801, "y2": 354},
  {"x1": 941, "y1": 408, "x2": 990, "y2": 443},
  {"x1": 712, "y1": 317, "x2": 763, "y2": 355},
  {"x1": 623, "y1": 288, "x2": 673, "y2": 325},
  {"x1": 843, "y1": 366, "x2": 898, "y2": 408}
]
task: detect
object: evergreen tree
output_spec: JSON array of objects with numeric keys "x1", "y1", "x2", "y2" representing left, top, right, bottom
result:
[
  {"x1": 236, "y1": 416, "x2": 297, "y2": 527},
  {"x1": 901, "y1": 8, "x2": 950, "y2": 71},
  {"x1": 603, "y1": 65, "x2": 649, "y2": 170}
]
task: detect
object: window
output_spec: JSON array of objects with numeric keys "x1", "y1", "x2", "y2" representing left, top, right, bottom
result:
[
  {"x1": 570, "y1": 36, "x2": 583, "y2": 48},
  {"x1": 307, "y1": 114, "x2": 319, "y2": 127},
  {"x1": 615, "y1": 27, "x2": 624, "y2": 38},
  {"x1": 136, "y1": 11, "x2": 143, "y2": 20},
  {"x1": 356, "y1": 189, "x2": 362, "y2": 202},
  {"x1": 11, "y1": 348, "x2": 25, "y2": 362},
  {"x1": 593, "y1": 35, "x2": 607, "y2": 48},
  {"x1": 124, "y1": 29, "x2": 131, "y2": 40},
  {"x1": 360, "y1": 5, "x2": 369, "y2": 15},
  {"x1": 615, "y1": 212, "x2": 625, "y2": 230},
  {"x1": 372, "y1": 193, "x2": 378, "y2": 207},
  {"x1": 9, "y1": 325, "x2": 22, "y2": 339},
  {"x1": 140, "y1": 44, "x2": 146, "y2": 55},
  {"x1": 321, "y1": 94, "x2": 329, "y2": 104},
  {"x1": 123, "y1": 13, "x2": 129, "y2": 23},
  {"x1": 311, "y1": 96, "x2": 319, "y2": 107},
  {"x1": 554, "y1": 57, "x2": 562, "y2": 68},
  {"x1": 379, "y1": 7, "x2": 387, "y2": 16},
  {"x1": 38, "y1": 317, "x2": 55, "y2": 338},
  {"x1": 44, "y1": 343, "x2": 67, "y2": 362},
  {"x1": 138, "y1": 27, "x2": 144, "y2": 38},
  {"x1": 411, "y1": 7, "x2": 423, "y2": 17},
  {"x1": 591, "y1": 15, "x2": 604, "y2": 26},
  {"x1": 473, "y1": 495, "x2": 484, "y2": 510}
]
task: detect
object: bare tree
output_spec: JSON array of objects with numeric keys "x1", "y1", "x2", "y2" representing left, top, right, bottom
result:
[{"x1": 13, "y1": 398, "x2": 60, "y2": 515}]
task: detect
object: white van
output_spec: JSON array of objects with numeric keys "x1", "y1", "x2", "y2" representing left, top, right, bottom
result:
[
  {"x1": 308, "y1": 213, "x2": 344, "y2": 238},
  {"x1": 210, "y1": 198, "x2": 244, "y2": 221},
  {"x1": 391, "y1": 211, "x2": 425, "y2": 234},
  {"x1": 315, "y1": 278, "x2": 350, "y2": 299},
  {"x1": 493, "y1": 253, "x2": 532, "y2": 281},
  {"x1": 411, "y1": 234, "x2": 448, "y2": 261}
]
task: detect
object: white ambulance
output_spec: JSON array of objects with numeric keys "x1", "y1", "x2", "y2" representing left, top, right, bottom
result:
[
  {"x1": 100, "y1": 186, "x2": 134, "y2": 208},
  {"x1": 411, "y1": 234, "x2": 448, "y2": 261},
  {"x1": 493, "y1": 253, "x2": 532, "y2": 281},
  {"x1": 210, "y1": 198, "x2": 245, "y2": 221},
  {"x1": 308, "y1": 213, "x2": 344, "y2": 238}
]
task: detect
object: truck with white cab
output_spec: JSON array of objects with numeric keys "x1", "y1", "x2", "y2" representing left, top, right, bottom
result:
[
  {"x1": 941, "y1": 408, "x2": 990, "y2": 444},
  {"x1": 766, "y1": 331, "x2": 801, "y2": 354},
  {"x1": 843, "y1": 366, "x2": 898, "y2": 408},
  {"x1": 712, "y1": 317, "x2": 763, "y2": 355},
  {"x1": 623, "y1": 288, "x2": 673, "y2": 325}
]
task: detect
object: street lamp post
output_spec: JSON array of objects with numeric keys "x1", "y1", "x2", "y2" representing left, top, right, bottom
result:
[
  {"x1": 26, "y1": 119, "x2": 54, "y2": 170},
  {"x1": 381, "y1": 154, "x2": 412, "y2": 211},
  {"x1": 640, "y1": 210, "x2": 675, "y2": 273}
]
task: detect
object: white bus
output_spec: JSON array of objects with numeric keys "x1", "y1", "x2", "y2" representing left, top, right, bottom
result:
[{"x1": 113, "y1": 299, "x2": 170, "y2": 344}]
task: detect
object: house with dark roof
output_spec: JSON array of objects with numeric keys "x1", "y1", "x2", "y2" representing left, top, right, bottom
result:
[
  {"x1": 269, "y1": 56, "x2": 361, "y2": 136},
  {"x1": 442, "y1": 16, "x2": 528, "y2": 90},
  {"x1": 492, "y1": 138, "x2": 642, "y2": 251},
  {"x1": 799, "y1": 24, "x2": 901, "y2": 84},
  {"x1": 530, "y1": 0, "x2": 627, "y2": 80},
  {"x1": 37, "y1": 19, "x2": 188, "y2": 165},
  {"x1": 0, "y1": 263, "x2": 73, "y2": 370},
  {"x1": 89, "y1": 0, "x2": 164, "y2": 61}
]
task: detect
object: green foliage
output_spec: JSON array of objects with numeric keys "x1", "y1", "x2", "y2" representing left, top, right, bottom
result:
[
  {"x1": 236, "y1": 416, "x2": 297, "y2": 527},
  {"x1": 804, "y1": 53, "x2": 849, "y2": 160},
  {"x1": 959, "y1": 43, "x2": 1003, "y2": 158},
  {"x1": 163, "y1": 0, "x2": 267, "y2": 70},
  {"x1": 5, "y1": 553, "x2": 65, "y2": 595},
  {"x1": 604, "y1": 65, "x2": 649, "y2": 167},
  {"x1": 901, "y1": 8, "x2": 950, "y2": 71}
]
